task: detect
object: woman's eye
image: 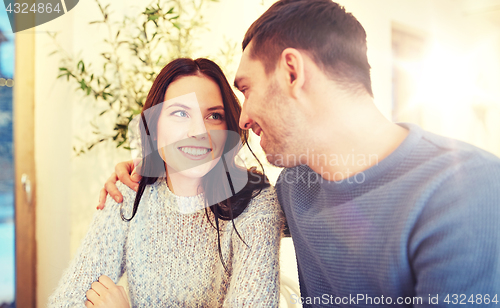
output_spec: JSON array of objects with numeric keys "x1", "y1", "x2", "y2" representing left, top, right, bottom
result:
[
  {"x1": 208, "y1": 113, "x2": 224, "y2": 121},
  {"x1": 172, "y1": 110, "x2": 188, "y2": 118}
]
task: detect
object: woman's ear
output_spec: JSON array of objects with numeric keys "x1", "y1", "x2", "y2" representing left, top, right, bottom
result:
[{"x1": 278, "y1": 48, "x2": 305, "y2": 99}]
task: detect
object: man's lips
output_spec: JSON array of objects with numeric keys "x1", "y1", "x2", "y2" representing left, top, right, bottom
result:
[{"x1": 253, "y1": 126, "x2": 263, "y2": 136}]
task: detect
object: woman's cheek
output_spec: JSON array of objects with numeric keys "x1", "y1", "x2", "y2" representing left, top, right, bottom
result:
[{"x1": 210, "y1": 129, "x2": 229, "y2": 157}]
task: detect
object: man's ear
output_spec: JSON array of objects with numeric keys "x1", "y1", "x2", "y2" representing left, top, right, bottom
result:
[{"x1": 278, "y1": 48, "x2": 305, "y2": 98}]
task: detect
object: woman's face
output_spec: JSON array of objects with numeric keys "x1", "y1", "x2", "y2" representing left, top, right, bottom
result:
[{"x1": 156, "y1": 75, "x2": 228, "y2": 179}]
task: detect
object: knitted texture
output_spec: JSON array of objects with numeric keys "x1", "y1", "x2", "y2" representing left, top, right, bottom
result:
[
  {"x1": 48, "y1": 179, "x2": 285, "y2": 307},
  {"x1": 276, "y1": 123, "x2": 500, "y2": 307}
]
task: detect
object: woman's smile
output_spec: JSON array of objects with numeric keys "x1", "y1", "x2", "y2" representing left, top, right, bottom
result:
[{"x1": 178, "y1": 146, "x2": 213, "y2": 160}]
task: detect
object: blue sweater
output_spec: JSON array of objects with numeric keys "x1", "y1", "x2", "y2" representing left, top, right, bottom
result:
[{"x1": 276, "y1": 123, "x2": 500, "y2": 307}]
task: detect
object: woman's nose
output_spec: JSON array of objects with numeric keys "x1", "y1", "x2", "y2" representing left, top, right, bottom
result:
[{"x1": 188, "y1": 118, "x2": 208, "y2": 139}]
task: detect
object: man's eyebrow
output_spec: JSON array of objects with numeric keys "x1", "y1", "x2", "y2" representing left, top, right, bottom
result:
[{"x1": 165, "y1": 102, "x2": 191, "y2": 110}]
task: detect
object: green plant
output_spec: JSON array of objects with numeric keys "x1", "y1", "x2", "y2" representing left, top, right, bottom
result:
[{"x1": 50, "y1": 0, "x2": 223, "y2": 155}]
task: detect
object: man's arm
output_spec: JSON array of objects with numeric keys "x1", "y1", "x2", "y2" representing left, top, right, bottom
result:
[
  {"x1": 411, "y1": 162, "x2": 500, "y2": 306},
  {"x1": 97, "y1": 160, "x2": 141, "y2": 209}
]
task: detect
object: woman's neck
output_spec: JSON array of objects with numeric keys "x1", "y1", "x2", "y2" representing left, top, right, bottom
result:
[{"x1": 166, "y1": 167, "x2": 203, "y2": 197}]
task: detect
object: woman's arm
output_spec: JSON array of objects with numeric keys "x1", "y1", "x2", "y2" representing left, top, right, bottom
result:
[
  {"x1": 223, "y1": 187, "x2": 285, "y2": 307},
  {"x1": 48, "y1": 182, "x2": 134, "y2": 307}
]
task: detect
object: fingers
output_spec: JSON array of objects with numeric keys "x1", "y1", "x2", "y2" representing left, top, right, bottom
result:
[
  {"x1": 98, "y1": 159, "x2": 140, "y2": 210},
  {"x1": 131, "y1": 158, "x2": 143, "y2": 185},
  {"x1": 119, "y1": 286, "x2": 127, "y2": 300},
  {"x1": 86, "y1": 276, "x2": 129, "y2": 308},
  {"x1": 98, "y1": 275, "x2": 116, "y2": 288},
  {"x1": 116, "y1": 160, "x2": 140, "y2": 192},
  {"x1": 104, "y1": 172, "x2": 123, "y2": 203},
  {"x1": 86, "y1": 288, "x2": 100, "y2": 306},
  {"x1": 97, "y1": 188, "x2": 107, "y2": 210},
  {"x1": 130, "y1": 172, "x2": 141, "y2": 184},
  {"x1": 132, "y1": 157, "x2": 142, "y2": 172},
  {"x1": 91, "y1": 281, "x2": 108, "y2": 296}
]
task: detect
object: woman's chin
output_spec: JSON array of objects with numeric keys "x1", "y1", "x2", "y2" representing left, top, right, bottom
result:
[{"x1": 171, "y1": 158, "x2": 221, "y2": 179}]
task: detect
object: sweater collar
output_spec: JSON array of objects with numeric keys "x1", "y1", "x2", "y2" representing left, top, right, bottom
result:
[{"x1": 156, "y1": 178, "x2": 206, "y2": 214}]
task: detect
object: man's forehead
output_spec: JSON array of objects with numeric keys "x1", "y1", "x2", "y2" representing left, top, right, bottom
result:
[
  {"x1": 234, "y1": 47, "x2": 262, "y2": 86},
  {"x1": 234, "y1": 60, "x2": 249, "y2": 88},
  {"x1": 236, "y1": 49, "x2": 251, "y2": 72},
  {"x1": 238, "y1": 40, "x2": 257, "y2": 66}
]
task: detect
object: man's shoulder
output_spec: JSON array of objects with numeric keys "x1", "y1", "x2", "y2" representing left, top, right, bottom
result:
[
  {"x1": 423, "y1": 128, "x2": 497, "y2": 156},
  {"x1": 418, "y1": 128, "x2": 500, "y2": 176},
  {"x1": 275, "y1": 165, "x2": 312, "y2": 189},
  {"x1": 400, "y1": 128, "x2": 500, "y2": 215},
  {"x1": 274, "y1": 165, "x2": 317, "y2": 209}
]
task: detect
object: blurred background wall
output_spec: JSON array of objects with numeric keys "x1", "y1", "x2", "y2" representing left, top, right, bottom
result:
[{"x1": 30, "y1": 0, "x2": 500, "y2": 306}]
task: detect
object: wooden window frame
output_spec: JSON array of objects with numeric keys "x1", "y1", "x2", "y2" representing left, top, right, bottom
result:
[{"x1": 14, "y1": 28, "x2": 37, "y2": 307}]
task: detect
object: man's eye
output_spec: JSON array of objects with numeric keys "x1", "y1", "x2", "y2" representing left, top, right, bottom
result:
[{"x1": 172, "y1": 110, "x2": 188, "y2": 117}]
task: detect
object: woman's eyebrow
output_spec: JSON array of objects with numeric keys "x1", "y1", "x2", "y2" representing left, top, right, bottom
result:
[
  {"x1": 165, "y1": 103, "x2": 191, "y2": 110},
  {"x1": 207, "y1": 106, "x2": 225, "y2": 111}
]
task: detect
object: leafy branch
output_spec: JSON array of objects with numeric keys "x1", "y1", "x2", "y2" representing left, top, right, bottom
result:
[{"x1": 50, "y1": 0, "x2": 221, "y2": 155}]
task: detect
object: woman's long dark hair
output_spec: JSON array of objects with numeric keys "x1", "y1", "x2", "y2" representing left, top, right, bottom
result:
[{"x1": 122, "y1": 58, "x2": 269, "y2": 271}]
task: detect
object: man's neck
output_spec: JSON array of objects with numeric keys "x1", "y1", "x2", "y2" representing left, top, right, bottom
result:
[{"x1": 306, "y1": 100, "x2": 409, "y2": 182}]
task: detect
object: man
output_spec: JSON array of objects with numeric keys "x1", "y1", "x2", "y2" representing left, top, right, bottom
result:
[{"x1": 99, "y1": 0, "x2": 500, "y2": 306}]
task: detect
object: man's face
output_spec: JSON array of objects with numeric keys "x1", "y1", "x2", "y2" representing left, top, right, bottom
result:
[{"x1": 234, "y1": 43, "x2": 299, "y2": 167}]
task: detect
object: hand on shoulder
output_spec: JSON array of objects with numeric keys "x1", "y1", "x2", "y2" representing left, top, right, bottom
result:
[{"x1": 97, "y1": 160, "x2": 142, "y2": 210}]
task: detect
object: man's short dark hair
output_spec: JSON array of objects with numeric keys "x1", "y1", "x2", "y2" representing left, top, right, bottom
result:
[{"x1": 243, "y1": 0, "x2": 373, "y2": 96}]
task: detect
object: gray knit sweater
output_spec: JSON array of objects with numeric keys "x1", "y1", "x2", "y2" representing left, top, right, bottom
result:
[{"x1": 48, "y1": 179, "x2": 285, "y2": 307}]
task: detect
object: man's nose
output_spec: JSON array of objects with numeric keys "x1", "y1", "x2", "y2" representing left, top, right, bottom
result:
[{"x1": 239, "y1": 106, "x2": 254, "y2": 130}]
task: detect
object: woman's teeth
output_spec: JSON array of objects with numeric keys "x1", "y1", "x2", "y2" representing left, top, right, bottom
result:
[{"x1": 179, "y1": 147, "x2": 211, "y2": 156}]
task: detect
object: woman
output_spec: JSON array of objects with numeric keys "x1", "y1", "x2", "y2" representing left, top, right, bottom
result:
[{"x1": 48, "y1": 58, "x2": 284, "y2": 307}]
